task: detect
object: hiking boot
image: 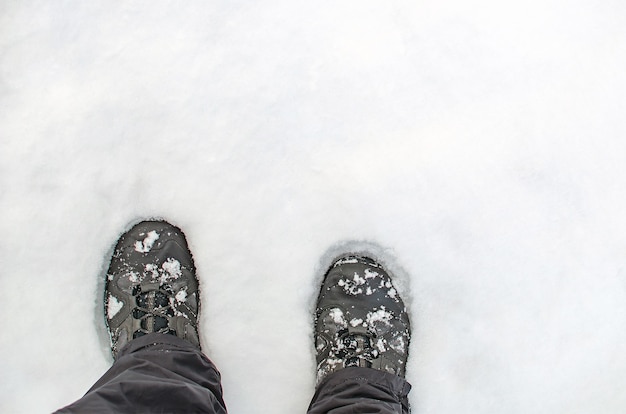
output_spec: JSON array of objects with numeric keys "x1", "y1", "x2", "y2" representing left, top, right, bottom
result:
[
  {"x1": 105, "y1": 220, "x2": 200, "y2": 358},
  {"x1": 314, "y1": 255, "x2": 410, "y2": 384}
]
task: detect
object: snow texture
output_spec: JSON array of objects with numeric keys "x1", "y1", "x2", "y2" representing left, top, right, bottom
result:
[
  {"x1": 1, "y1": 0, "x2": 626, "y2": 413},
  {"x1": 134, "y1": 230, "x2": 159, "y2": 253},
  {"x1": 106, "y1": 295, "x2": 123, "y2": 320}
]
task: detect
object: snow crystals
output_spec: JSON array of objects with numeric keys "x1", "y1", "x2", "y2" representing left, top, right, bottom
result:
[
  {"x1": 134, "y1": 230, "x2": 159, "y2": 253},
  {"x1": 127, "y1": 271, "x2": 140, "y2": 283},
  {"x1": 349, "y1": 318, "x2": 364, "y2": 327},
  {"x1": 133, "y1": 258, "x2": 182, "y2": 285},
  {"x1": 338, "y1": 272, "x2": 368, "y2": 295},
  {"x1": 144, "y1": 263, "x2": 159, "y2": 280},
  {"x1": 333, "y1": 257, "x2": 359, "y2": 266},
  {"x1": 363, "y1": 268, "x2": 379, "y2": 279},
  {"x1": 328, "y1": 308, "x2": 348, "y2": 329},
  {"x1": 366, "y1": 307, "x2": 393, "y2": 328},
  {"x1": 107, "y1": 294, "x2": 123, "y2": 320},
  {"x1": 174, "y1": 287, "x2": 188, "y2": 303},
  {"x1": 337, "y1": 268, "x2": 400, "y2": 303},
  {"x1": 160, "y1": 258, "x2": 182, "y2": 283}
]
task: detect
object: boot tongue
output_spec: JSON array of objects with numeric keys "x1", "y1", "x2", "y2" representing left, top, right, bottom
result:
[
  {"x1": 136, "y1": 289, "x2": 169, "y2": 310},
  {"x1": 141, "y1": 281, "x2": 161, "y2": 292},
  {"x1": 347, "y1": 323, "x2": 369, "y2": 336}
]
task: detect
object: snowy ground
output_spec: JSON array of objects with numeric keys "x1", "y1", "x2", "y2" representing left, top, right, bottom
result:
[{"x1": 2, "y1": 1, "x2": 626, "y2": 413}]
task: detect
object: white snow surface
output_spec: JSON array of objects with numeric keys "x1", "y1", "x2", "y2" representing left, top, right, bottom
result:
[{"x1": 1, "y1": 1, "x2": 626, "y2": 413}]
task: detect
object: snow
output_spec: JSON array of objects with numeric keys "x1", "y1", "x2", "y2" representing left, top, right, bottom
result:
[
  {"x1": 387, "y1": 287, "x2": 398, "y2": 299},
  {"x1": 364, "y1": 268, "x2": 379, "y2": 279},
  {"x1": 174, "y1": 288, "x2": 188, "y2": 304},
  {"x1": 127, "y1": 271, "x2": 140, "y2": 283},
  {"x1": 367, "y1": 308, "x2": 393, "y2": 327},
  {"x1": 134, "y1": 230, "x2": 159, "y2": 253},
  {"x1": 349, "y1": 318, "x2": 364, "y2": 327},
  {"x1": 106, "y1": 295, "x2": 124, "y2": 320},
  {"x1": 144, "y1": 263, "x2": 159, "y2": 280},
  {"x1": 160, "y1": 258, "x2": 182, "y2": 283},
  {"x1": 328, "y1": 308, "x2": 348, "y2": 328},
  {"x1": 1, "y1": 0, "x2": 626, "y2": 413}
]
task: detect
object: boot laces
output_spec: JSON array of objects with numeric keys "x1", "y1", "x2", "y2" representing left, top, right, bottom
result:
[
  {"x1": 131, "y1": 285, "x2": 176, "y2": 339},
  {"x1": 337, "y1": 329, "x2": 379, "y2": 368}
]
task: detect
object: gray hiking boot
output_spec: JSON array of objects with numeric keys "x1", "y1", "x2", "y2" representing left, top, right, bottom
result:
[
  {"x1": 105, "y1": 220, "x2": 200, "y2": 358},
  {"x1": 314, "y1": 255, "x2": 411, "y2": 384}
]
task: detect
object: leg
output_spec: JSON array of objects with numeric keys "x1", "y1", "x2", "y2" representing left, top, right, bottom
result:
[
  {"x1": 309, "y1": 255, "x2": 412, "y2": 413},
  {"x1": 56, "y1": 333, "x2": 227, "y2": 413},
  {"x1": 308, "y1": 367, "x2": 411, "y2": 414}
]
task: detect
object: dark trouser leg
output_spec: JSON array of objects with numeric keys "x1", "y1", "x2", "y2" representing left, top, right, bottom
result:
[
  {"x1": 55, "y1": 333, "x2": 227, "y2": 414},
  {"x1": 307, "y1": 367, "x2": 411, "y2": 414}
]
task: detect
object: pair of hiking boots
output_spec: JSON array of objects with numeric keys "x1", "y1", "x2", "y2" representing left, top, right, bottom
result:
[{"x1": 105, "y1": 220, "x2": 411, "y2": 383}]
